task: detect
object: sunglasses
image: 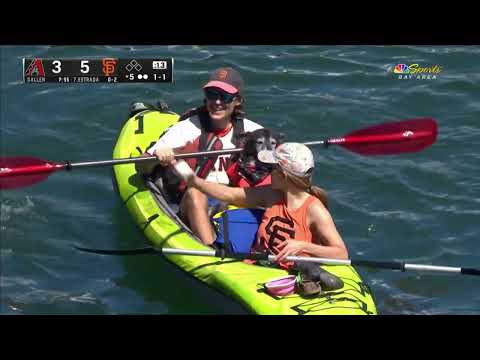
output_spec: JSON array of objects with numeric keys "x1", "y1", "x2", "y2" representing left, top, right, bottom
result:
[{"x1": 204, "y1": 88, "x2": 237, "y2": 103}]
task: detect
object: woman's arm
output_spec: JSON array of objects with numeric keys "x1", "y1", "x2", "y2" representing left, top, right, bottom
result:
[
  {"x1": 135, "y1": 145, "x2": 183, "y2": 175},
  {"x1": 174, "y1": 160, "x2": 281, "y2": 208},
  {"x1": 190, "y1": 176, "x2": 252, "y2": 207},
  {"x1": 306, "y1": 201, "x2": 349, "y2": 259}
]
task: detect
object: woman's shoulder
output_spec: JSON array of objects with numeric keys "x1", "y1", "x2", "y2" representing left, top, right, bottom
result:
[
  {"x1": 306, "y1": 196, "x2": 331, "y2": 220},
  {"x1": 156, "y1": 115, "x2": 202, "y2": 146},
  {"x1": 169, "y1": 114, "x2": 202, "y2": 131},
  {"x1": 305, "y1": 197, "x2": 337, "y2": 231}
]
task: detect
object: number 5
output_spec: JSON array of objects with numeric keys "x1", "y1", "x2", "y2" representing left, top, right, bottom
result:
[{"x1": 81, "y1": 60, "x2": 90, "y2": 74}]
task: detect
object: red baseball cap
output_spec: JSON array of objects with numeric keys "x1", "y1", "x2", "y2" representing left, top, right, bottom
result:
[{"x1": 203, "y1": 67, "x2": 244, "y2": 94}]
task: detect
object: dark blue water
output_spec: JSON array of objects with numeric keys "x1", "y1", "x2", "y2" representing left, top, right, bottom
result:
[{"x1": 2, "y1": 45, "x2": 480, "y2": 314}]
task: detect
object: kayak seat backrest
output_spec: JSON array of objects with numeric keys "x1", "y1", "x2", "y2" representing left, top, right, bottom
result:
[{"x1": 212, "y1": 208, "x2": 265, "y2": 253}]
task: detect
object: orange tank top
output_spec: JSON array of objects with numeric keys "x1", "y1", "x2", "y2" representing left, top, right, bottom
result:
[{"x1": 254, "y1": 195, "x2": 317, "y2": 268}]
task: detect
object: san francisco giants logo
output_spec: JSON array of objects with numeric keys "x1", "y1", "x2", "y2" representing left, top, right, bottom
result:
[
  {"x1": 217, "y1": 69, "x2": 228, "y2": 80},
  {"x1": 264, "y1": 216, "x2": 296, "y2": 246},
  {"x1": 102, "y1": 58, "x2": 117, "y2": 76}
]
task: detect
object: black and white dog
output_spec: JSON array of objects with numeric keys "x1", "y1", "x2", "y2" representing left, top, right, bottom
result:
[{"x1": 230, "y1": 128, "x2": 286, "y2": 186}]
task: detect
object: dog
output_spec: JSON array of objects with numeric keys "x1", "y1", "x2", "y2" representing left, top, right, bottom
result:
[{"x1": 229, "y1": 128, "x2": 286, "y2": 187}]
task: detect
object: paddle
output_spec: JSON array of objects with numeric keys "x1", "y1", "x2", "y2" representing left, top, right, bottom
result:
[
  {"x1": 74, "y1": 246, "x2": 480, "y2": 277},
  {"x1": 0, "y1": 117, "x2": 437, "y2": 190}
]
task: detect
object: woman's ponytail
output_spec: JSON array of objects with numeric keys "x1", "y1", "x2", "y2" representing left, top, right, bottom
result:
[{"x1": 286, "y1": 173, "x2": 329, "y2": 209}]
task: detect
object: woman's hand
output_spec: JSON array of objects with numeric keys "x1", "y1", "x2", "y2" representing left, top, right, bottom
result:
[
  {"x1": 274, "y1": 240, "x2": 308, "y2": 262},
  {"x1": 154, "y1": 146, "x2": 176, "y2": 166}
]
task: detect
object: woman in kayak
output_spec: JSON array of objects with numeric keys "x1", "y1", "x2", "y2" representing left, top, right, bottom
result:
[
  {"x1": 137, "y1": 67, "x2": 263, "y2": 246},
  {"x1": 171, "y1": 142, "x2": 347, "y2": 295}
]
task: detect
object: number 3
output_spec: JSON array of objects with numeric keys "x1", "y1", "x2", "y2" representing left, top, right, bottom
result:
[{"x1": 52, "y1": 60, "x2": 62, "y2": 74}]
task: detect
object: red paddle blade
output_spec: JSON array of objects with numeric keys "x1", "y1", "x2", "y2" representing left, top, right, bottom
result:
[
  {"x1": 332, "y1": 118, "x2": 437, "y2": 156},
  {"x1": 0, "y1": 157, "x2": 64, "y2": 190}
]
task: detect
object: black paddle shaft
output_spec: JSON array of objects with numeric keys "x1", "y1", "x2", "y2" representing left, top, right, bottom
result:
[
  {"x1": 68, "y1": 141, "x2": 330, "y2": 170},
  {"x1": 67, "y1": 149, "x2": 247, "y2": 170}
]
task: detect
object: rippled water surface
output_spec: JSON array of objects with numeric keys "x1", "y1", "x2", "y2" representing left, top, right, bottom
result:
[{"x1": 1, "y1": 45, "x2": 480, "y2": 314}]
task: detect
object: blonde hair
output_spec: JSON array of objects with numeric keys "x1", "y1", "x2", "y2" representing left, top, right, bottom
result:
[{"x1": 284, "y1": 171, "x2": 328, "y2": 209}]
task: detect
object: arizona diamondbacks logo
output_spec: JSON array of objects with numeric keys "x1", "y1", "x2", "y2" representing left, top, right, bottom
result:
[{"x1": 25, "y1": 59, "x2": 45, "y2": 77}]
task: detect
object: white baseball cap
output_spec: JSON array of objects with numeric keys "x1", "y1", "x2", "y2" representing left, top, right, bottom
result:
[{"x1": 257, "y1": 142, "x2": 315, "y2": 177}]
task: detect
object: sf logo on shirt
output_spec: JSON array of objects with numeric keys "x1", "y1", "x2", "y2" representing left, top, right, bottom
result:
[{"x1": 263, "y1": 216, "x2": 296, "y2": 248}]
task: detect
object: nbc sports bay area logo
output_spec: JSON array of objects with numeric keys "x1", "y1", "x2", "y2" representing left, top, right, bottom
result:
[{"x1": 392, "y1": 64, "x2": 442, "y2": 80}]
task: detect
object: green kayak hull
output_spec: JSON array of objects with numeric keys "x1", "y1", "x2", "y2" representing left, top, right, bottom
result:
[{"x1": 112, "y1": 108, "x2": 378, "y2": 315}]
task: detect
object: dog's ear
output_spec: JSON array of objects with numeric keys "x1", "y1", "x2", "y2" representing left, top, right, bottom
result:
[
  {"x1": 232, "y1": 132, "x2": 254, "y2": 162},
  {"x1": 233, "y1": 132, "x2": 250, "y2": 147},
  {"x1": 275, "y1": 132, "x2": 287, "y2": 145}
]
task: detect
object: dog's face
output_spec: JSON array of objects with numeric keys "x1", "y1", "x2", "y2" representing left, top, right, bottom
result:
[
  {"x1": 239, "y1": 129, "x2": 285, "y2": 157},
  {"x1": 232, "y1": 128, "x2": 286, "y2": 184}
]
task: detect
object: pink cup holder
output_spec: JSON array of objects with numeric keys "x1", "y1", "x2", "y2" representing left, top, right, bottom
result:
[{"x1": 264, "y1": 275, "x2": 297, "y2": 297}]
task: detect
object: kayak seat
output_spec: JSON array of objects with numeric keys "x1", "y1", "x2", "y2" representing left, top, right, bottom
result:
[
  {"x1": 149, "y1": 165, "x2": 183, "y2": 206},
  {"x1": 212, "y1": 208, "x2": 265, "y2": 254}
]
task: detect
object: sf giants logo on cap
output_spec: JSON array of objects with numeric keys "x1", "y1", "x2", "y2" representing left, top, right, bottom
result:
[{"x1": 216, "y1": 69, "x2": 228, "y2": 81}]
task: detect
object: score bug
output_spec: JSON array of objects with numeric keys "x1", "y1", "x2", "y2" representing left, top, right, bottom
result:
[{"x1": 23, "y1": 58, "x2": 173, "y2": 84}]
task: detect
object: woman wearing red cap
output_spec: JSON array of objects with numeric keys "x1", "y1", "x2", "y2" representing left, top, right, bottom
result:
[{"x1": 140, "y1": 68, "x2": 263, "y2": 246}]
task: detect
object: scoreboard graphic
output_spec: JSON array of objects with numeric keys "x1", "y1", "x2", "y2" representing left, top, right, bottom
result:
[{"x1": 23, "y1": 58, "x2": 173, "y2": 83}]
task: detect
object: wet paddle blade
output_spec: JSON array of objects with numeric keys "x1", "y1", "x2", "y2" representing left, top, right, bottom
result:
[
  {"x1": 0, "y1": 157, "x2": 64, "y2": 190},
  {"x1": 337, "y1": 118, "x2": 438, "y2": 156}
]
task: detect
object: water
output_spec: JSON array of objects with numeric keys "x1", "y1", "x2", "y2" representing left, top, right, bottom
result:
[{"x1": 1, "y1": 45, "x2": 479, "y2": 315}]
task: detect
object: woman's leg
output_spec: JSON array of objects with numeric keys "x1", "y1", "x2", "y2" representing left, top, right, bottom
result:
[{"x1": 180, "y1": 187, "x2": 216, "y2": 245}]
